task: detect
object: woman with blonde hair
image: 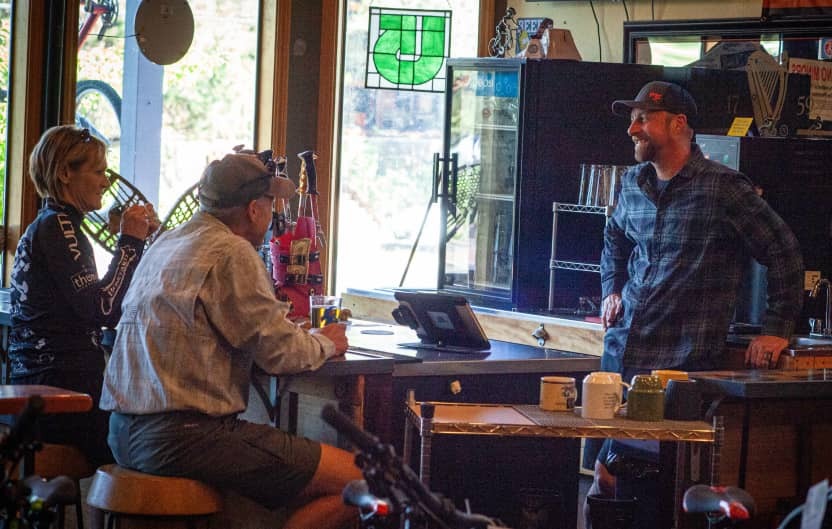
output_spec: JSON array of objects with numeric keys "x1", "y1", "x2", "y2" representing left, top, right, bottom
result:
[{"x1": 9, "y1": 125, "x2": 158, "y2": 466}]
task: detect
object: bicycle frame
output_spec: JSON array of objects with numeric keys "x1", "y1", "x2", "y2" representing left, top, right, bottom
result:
[{"x1": 78, "y1": 0, "x2": 118, "y2": 47}]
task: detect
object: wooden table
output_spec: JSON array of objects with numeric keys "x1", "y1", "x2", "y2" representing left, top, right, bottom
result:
[
  {"x1": 0, "y1": 385, "x2": 93, "y2": 415},
  {"x1": 0, "y1": 385, "x2": 93, "y2": 476},
  {"x1": 403, "y1": 401, "x2": 720, "y2": 529}
]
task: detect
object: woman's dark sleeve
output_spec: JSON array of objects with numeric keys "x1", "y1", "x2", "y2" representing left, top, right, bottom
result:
[{"x1": 38, "y1": 215, "x2": 145, "y2": 328}]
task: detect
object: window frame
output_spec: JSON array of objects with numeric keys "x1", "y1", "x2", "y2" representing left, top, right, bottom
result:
[
  {"x1": 623, "y1": 17, "x2": 832, "y2": 65},
  {"x1": 4, "y1": 0, "x2": 501, "y2": 288}
]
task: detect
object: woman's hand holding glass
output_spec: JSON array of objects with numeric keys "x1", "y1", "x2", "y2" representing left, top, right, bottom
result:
[{"x1": 120, "y1": 203, "x2": 159, "y2": 240}]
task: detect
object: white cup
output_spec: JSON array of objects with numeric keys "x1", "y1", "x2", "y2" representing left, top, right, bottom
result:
[
  {"x1": 539, "y1": 376, "x2": 577, "y2": 411},
  {"x1": 581, "y1": 372, "x2": 630, "y2": 419},
  {"x1": 590, "y1": 371, "x2": 626, "y2": 403}
]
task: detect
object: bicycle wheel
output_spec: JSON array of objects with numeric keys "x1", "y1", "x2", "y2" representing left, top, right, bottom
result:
[
  {"x1": 75, "y1": 80, "x2": 121, "y2": 150},
  {"x1": 488, "y1": 36, "x2": 503, "y2": 57}
]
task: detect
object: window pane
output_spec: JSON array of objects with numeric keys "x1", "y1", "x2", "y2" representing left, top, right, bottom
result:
[
  {"x1": 647, "y1": 38, "x2": 702, "y2": 66},
  {"x1": 335, "y1": 0, "x2": 479, "y2": 293},
  {"x1": 77, "y1": 0, "x2": 258, "y2": 271}
]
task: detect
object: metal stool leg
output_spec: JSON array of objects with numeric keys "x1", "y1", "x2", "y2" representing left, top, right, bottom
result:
[
  {"x1": 75, "y1": 491, "x2": 85, "y2": 529},
  {"x1": 418, "y1": 403, "x2": 435, "y2": 485}
]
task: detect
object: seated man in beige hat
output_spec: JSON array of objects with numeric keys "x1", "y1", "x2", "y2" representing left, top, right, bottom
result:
[{"x1": 101, "y1": 153, "x2": 360, "y2": 529}]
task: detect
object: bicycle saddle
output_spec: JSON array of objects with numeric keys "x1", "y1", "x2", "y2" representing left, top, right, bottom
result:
[
  {"x1": 683, "y1": 484, "x2": 756, "y2": 520},
  {"x1": 23, "y1": 475, "x2": 78, "y2": 507}
]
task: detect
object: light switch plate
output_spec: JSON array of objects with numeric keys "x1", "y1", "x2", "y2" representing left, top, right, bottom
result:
[{"x1": 805, "y1": 270, "x2": 822, "y2": 291}]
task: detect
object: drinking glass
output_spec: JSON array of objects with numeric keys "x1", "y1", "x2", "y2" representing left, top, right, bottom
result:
[{"x1": 309, "y1": 295, "x2": 342, "y2": 328}]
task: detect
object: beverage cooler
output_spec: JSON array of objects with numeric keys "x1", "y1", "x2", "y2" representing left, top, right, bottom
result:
[
  {"x1": 434, "y1": 58, "x2": 799, "y2": 312},
  {"x1": 436, "y1": 59, "x2": 522, "y2": 309}
]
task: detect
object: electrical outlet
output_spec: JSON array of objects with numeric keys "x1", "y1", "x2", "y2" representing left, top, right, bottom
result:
[{"x1": 805, "y1": 270, "x2": 822, "y2": 291}]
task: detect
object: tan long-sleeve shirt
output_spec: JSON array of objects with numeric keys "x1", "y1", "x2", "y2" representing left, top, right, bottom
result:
[{"x1": 101, "y1": 211, "x2": 335, "y2": 416}]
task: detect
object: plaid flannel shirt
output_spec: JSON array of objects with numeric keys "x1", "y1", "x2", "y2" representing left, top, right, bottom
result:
[{"x1": 601, "y1": 144, "x2": 803, "y2": 370}]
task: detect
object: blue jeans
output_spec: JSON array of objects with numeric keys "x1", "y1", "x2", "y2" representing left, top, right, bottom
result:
[{"x1": 108, "y1": 411, "x2": 321, "y2": 509}]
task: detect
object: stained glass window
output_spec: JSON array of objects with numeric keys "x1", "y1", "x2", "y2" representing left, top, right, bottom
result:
[{"x1": 366, "y1": 7, "x2": 451, "y2": 92}]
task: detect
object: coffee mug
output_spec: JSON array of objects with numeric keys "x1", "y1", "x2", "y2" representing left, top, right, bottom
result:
[
  {"x1": 650, "y1": 369, "x2": 689, "y2": 389},
  {"x1": 539, "y1": 376, "x2": 577, "y2": 411},
  {"x1": 591, "y1": 371, "x2": 626, "y2": 401},
  {"x1": 664, "y1": 379, "x2": 702, "y2": 421},
  {"x1": 582, "y1": 372, "x2": 630, "y2": 419},
  {"x1": 627, "y1": 375, "x2": 664, "y2": 421}
]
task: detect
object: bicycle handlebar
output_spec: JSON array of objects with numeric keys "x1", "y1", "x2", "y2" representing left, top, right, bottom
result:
[
  {"x1": 321, "y1": 404, "x2": 507, "y2": 529},
  {"x1": 321, "y1": 403, "x2": 384, "y2": 454},
  {"x1": 683, "y1": 485, "x2": 756, "y2": 520}
]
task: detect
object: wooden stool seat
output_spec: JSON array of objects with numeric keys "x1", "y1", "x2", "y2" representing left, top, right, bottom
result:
[
  {"x1": 36, "y1": 443, "x2": 96, "y2": 480},
  {"x1": 35, "y1": 444, "x2": 95, "y2": 529},
  {"x1": 87, "y1": 464, "x2": 222, "y2": 517}
]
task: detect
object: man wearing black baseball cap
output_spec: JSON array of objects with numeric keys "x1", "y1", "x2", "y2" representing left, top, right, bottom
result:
[
  {"x1": 102, "y1": 152, "x2": 360, "y2": 529},
  {"x1": 585, "y1": 81, "x2": 804, "y2": 529},
  {"x1": 611, "y1": 80, "x2": 698, "y2": 118}
]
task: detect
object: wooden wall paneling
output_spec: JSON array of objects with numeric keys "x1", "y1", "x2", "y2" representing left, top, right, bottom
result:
[
  {"x1": 4, "y1": 1, "x2": 78, "y2": 283},
  {"x1": 316, "y1": 1, "x2": 338, "y2": 294},
  {"x1": 256, "y1": 0, "x2": 291, "y2": 154},
  {"x1": 254, "y1": 0, "x2": 276, "y2": 151},
  {"x1": 478, "y1": 0, "x2": 504, "y2": 57},
  {"x1": 5, "y1": 2, "x2": 44, "y2": 282}
]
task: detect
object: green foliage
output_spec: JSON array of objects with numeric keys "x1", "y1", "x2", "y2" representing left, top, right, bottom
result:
[{"x1": 76, "y1": 0, "x2": 258, "y2": 143}]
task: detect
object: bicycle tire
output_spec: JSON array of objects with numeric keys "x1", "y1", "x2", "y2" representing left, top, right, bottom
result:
[
  {"x1": 488, "y1": 36, "x2": 503, "y2": 57},
  {"x1": 75, "y1": 79, "x2": 122, "y2": 147}
]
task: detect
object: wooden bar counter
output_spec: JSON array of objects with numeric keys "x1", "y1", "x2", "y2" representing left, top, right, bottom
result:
[
  {"x1": 273, "y1": 319, "x2": 600, "y2": 529},
  {"x1": 690, "y1": 370, "x2": 832, "y2": 529},
  {"x1": 342, "y1": 288, "x2": 605, "y2": 356}
]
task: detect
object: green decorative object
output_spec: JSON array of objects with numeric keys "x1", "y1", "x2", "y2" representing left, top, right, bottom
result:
[{"x1": 366, "y1": 7, "x2": 451, "y2": 92}]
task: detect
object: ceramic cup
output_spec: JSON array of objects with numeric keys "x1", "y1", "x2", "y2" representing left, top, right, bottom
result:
[
  {"x1": 582, "y1": 372, "x2": 630, "y2": 419},
  {"x1": 664, "y1": 379, "x2": 702, "y2": 421},
  {"x1": 539, "y1": 376, "x2": 578, "y2": 411},
  {"x1": 650, "y1": 369, "x2": 689, "y2": 389},
  {"x1": 590, "y1": 371, "x2": 626, "y2": 402},
  {"x1": 627, "y1": 375, "x2": 664, "y2": 421}
]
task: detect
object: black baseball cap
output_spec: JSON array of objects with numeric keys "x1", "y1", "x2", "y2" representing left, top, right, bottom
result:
[{"x1": 612, "y1": 81, "x2": 698, "y2": 117}]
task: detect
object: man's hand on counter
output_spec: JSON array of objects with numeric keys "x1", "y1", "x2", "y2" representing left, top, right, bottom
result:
[
  {"x1": 312, "y1": 323, "x2": 349, "y2": 355},
  {"x1": 601, "y1": 294, "x2": 622, "y2": 330},
  {"x1": 745, "y1": 335, "x2": 788, "y2": 369}
]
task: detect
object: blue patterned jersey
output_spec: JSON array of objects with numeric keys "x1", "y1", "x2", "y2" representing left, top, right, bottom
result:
[{"x1": 9, "y1": 198, "x2": 144, "y2": 375}]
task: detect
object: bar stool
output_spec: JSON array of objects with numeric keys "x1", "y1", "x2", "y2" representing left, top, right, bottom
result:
[
  {"x1": 34, "y1": 443, "x2": 96, "y2": 529},
  {"x1": 86, "y1": 465, "x2": 223, "y2": 529}
]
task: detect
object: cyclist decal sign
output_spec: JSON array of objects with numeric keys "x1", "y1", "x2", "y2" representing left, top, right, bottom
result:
[{"x1": 366, "y1": 8, "x2": 451, "y2": 93}]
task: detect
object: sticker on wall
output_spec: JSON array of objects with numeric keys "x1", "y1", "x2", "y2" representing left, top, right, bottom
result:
[
  {"x1": 515, "y1": 18, "x2": 545, "y2": 55},
  {"x1": 366, "y1": 7, "x2": 451, "y2": 92}
]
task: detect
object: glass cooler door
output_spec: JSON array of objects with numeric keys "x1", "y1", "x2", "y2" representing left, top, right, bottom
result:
[{"x1": 439, "y1": 59, "x2": 521, "y2": 307}]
